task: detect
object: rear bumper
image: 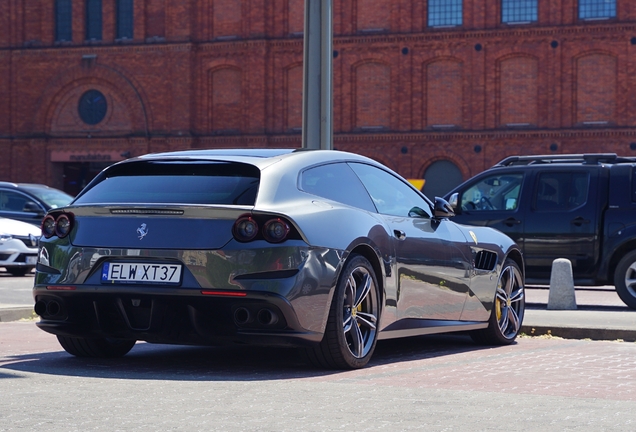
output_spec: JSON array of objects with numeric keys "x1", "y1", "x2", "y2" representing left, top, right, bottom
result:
[{"x1": 34, "y1": 286, "x2": 323, "y2": 347}]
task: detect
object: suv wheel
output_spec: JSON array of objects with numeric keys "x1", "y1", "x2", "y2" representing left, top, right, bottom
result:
[{"x1": 614, "y1": 250, "x2": 636, "y2": 309}]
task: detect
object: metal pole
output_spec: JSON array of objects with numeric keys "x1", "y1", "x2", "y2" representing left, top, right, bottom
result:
[{"x1": 301, "y1": 0, "x2": 333, "y2": 150}]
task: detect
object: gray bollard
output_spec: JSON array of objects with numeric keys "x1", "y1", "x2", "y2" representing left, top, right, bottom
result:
[{"x1": 547, "y1": 258, "x2": 577, "y2": 310}]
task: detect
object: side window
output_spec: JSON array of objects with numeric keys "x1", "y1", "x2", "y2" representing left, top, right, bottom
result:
[
  {"x1": 534, "y1": 172, "x2": 589, "y2": 212},
  {"x1": 349, "y1": 163, "x2": 432, "y2": 218},
  {"x1": 460, "y1": 173, "x2": 523, "y2": 211},
  {"x1": 300, "y1": 163, "x2": 376, "y2": 212},
  {"x1": 0, "y1": 191, "x2": 30, "y2": 212}
]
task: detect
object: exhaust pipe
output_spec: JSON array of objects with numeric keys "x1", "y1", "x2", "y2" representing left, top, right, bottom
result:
[
  {"x1": 233, "y1": 307, "x2": 251, "y2": 325},
  {"x1": 34, "y1": 301, "x2": 47, "y2": 316},
  {"x1": 46, "y1": 301, "x2": 61, "y2": 316},
  {"x1": 257, "y1": 308, "x2": 279, "y2": 326}
]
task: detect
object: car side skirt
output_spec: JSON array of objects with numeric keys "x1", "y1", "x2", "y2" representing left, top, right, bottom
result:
[{"x1": 378, "y1": 318, "x2": 488, "y2": 340}]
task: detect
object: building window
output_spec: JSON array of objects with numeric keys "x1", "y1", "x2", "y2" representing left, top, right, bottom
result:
[
  {"x1": 116, "y1": 0, "x2": 134, "y2": 39},
  {"x1": 86, "y1": 0, "x2": 102, "y2": 41},
  {"x1": 579, "y1": 0, "x2": 616, "y2": 20},
  {"x1": 55, "y1": 0, "x2": 72, "y2": 42},
  {"x1": 428, "y1": 0, "x2": 463, "y2": 27},
  {"x1": 502, "y1": 0, "x2": 538, "y2": 24}
]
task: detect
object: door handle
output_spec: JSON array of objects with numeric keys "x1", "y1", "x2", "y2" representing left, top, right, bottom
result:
[
  {"x1": 571, "y1": 216, "x2": 590, "y2": 227},
  {"x1": 504, "y1": 217, "x2": 522, "y2": 227},
  {"x1": 394, "y1": 230, "x2": 406, "y2": 240}
]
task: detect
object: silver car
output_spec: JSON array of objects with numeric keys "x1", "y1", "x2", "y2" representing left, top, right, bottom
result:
[
  {"x1": 34, "y1": 149, "x2": 525, "y2": 369},
  {"x1": 0, "y1": 217, "x2": 40, "y2": 276}
]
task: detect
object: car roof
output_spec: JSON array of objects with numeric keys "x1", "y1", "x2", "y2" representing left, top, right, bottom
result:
[
  {"x1": 0, "y1": 181, "x2": 59, "y2": 190},
  {"x1": 122, "y1": 148, "x2": 380, "y2": 171},
  {"x1": 139, "y1": 148, "x2": 298, "y2": 160}
]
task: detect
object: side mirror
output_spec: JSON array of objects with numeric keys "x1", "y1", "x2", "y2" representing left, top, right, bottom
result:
[
  {"x1": 448, "y1": 193, "x2": 458, "y2": 209},
  {"x1": 23, "y1": 201, "x2": 44, "y2": 215},
  {"x1": 448, "y1": 192, "x2": 461, "y2": 215},
  {"x1": 434, "y1": 197, "x2": 455, "y2": 218}
]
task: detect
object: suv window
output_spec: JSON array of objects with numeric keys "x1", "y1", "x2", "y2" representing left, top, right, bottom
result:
[
  {"x1": 534, "y1": 172, "x2": 589, "y2": 211},
  {"x1": 74, "y1": 161, "x2": 260, "y2": 205},
  {"x1": 300, "y1": 163, "x2": 376, "y2": 212},
  {"x1": 460, "y1": 173, "x2": 523, "y2": 211}
]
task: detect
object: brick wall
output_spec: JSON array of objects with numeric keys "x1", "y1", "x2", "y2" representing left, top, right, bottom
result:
[{"x1": 1, "y1": 0, "x2": 636, "y2": 191}]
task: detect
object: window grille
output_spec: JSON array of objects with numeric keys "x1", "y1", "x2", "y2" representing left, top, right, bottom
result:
[
  {"x1": 428, "y1": 0, "x2": 463, "y2": 27},
  {"x1": 579, "y1": 0, "x2": 616, "y2": 20},
  {"x1": 502, "y1": 0, "x2": 538, "y2": 23}
]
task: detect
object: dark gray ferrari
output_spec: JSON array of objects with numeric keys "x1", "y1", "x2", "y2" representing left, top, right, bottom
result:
[{"x1": 34, "y1": 149, "x2": 525, "y2": 369}]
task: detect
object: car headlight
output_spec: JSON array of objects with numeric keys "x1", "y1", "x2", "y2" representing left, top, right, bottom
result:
[{"x1": 0, "y1": 233, "x2": 12, "y2": 243}]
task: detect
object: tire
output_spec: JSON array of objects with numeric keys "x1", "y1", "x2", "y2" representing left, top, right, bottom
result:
[
  {"x1": 613, "y1": 250, "x2": 636, "y2": 309},
  {"x1": 7, "y1": 267, "x2": 32, "y2": 277},
  {"x1": 471, "y1": 259, "x2": 525, "y2": 345},
  {"x1": 57, "y1": 335, "x2": 136, "y2": 358},
  {"x1": 306, "y1": 255, "x2": 380, "y2": 369}
]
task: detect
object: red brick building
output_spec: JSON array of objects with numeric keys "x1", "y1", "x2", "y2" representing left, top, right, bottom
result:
[{"x1": 2, "y1": 0, "x2": 636, "y2": 198}]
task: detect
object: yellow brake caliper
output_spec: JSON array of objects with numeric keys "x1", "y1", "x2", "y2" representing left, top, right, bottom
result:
[{"x1": 495, "y1": 282, "x2": 503, "y2": 321}]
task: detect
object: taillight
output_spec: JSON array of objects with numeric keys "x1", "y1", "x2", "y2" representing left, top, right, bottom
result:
[
  {"x1": 41, "y1": 215, "x2": 56, "y2": 238},
  {"x1": 233, "y1": 216, "x2": 259, "y2": 242},
  {"x1": 55, "y1": 214, "x2": 72, "y2": 238},
  {"x1": 263, "y1": 218, "x2": 290, "y2": 243},
  {"x1": 232, "y1": 215, "x2": 295, "y2": 243},
  {"x1": 41, "y1": 213, "x2": 74, "y2": 239}
]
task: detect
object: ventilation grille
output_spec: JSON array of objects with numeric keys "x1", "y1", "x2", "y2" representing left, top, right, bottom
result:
[{"x1": 475, "y1": 251, "x2": 497, "y2": 271}]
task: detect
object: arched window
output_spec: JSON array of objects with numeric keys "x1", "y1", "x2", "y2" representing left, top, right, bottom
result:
[
  {"x1": 499, "y1": 56, "x2": 538, "y2": 126},
  {"x1": 116, "y1": 0, "x2": 134, "y2": 39},
  {"x1": 355, "y1": 62, "x2": 390, "y2": 130},
  {"x1": 423, "y1": 160, "x2": 463, "y2": 201},
  {"x1": 426, "y1": 60, "x2": 463, "y2": 127},
  {"x1": 576, "y1": 54, "x2": 616, "y2": 124},
  {"x1": 285, "y1": 65, "x2": 303, "y2": 131},
  {"x1": 86, "y1": 0, "x2": 102, "y2": 41},
  {"x1": 357, "y1": 0, "x2": 390, "y2": 32},
  {"x1": 288, "y1": 0, "x2": 304, "y2": 35},
  {"x1": 213, "y1": 0, "x2": 242, "y2": 38},
  {"x1": 209, "y1": 67, "x2": 243, "y2": 132},
  {"x1": 55, "y1": 0, "x2": 72, "y2": 42}
]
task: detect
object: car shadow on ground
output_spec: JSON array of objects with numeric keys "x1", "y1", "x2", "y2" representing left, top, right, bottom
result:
[{"x1": 0, "y1": 333, "x2": 501, "y2": 381}]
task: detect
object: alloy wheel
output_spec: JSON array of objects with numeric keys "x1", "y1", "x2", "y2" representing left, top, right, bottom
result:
[
  {"x1": 495, "y1": 264, "x2": 524, "y2": 339},
  {"x1": 342, "y1": 266, "x2": 378, "y2": 359}
]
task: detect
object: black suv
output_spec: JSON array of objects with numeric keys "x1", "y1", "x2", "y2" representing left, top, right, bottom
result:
[
  {"x1": 445, "y1": 153, "x2": 636, "y2": 309},
  {"x1": 0, "y1": 182, "x2": 73, "y2": 226}
]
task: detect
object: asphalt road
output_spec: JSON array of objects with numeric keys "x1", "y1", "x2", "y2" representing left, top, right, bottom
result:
[
  {"x1": 2, "y1": 322, "x2": 636, "y2": 431},
  {"x1": 0, "y1": 268, "x2": 35, "y2": 307}
]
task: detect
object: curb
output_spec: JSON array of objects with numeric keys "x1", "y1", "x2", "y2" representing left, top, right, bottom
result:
[
  {"x1": 0, "y1": 307, "x2": 35, "y2": 322},
  {"x1": 520, "y1": 325, "x2": 636, "y2": 342}
]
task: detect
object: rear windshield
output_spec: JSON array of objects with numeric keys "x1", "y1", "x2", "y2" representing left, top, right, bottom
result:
[{"x1": 74, "y1": 161, "x2": 260, "y2": 206}]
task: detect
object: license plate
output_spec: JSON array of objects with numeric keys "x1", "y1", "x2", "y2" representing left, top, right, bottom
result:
[
  {"x1": 101, "y1": 262, "x2": 182, "y2": 285},
  {"x1": 26, "y1": 256, "x2": 37, "y2": 265}
]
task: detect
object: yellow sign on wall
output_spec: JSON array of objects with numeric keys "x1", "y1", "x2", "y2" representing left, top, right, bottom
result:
[{"x1": 408, "y1": 179, "x2": 425, "y2": 191}]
